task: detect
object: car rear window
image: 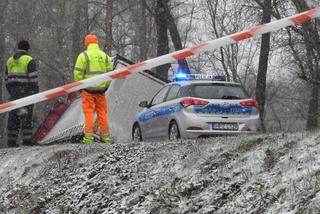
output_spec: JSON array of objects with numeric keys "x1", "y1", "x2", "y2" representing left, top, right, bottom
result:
[{"x1": 178, "y1": 83, "x2": 249, "y2": 99}]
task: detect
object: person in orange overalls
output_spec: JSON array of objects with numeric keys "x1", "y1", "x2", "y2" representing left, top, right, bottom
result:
[{"x1": 73, "y1": 34, "x2": 113, "y2": 143}]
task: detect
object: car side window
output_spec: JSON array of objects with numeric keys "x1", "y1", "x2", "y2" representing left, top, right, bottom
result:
[
  {"x1": 166, "y1": 85, "x2": 181, "y2": 101},
  {"x1": 150, "y1": 86, "x2": 171, "y2": 106},
  {"x1": 177, "y1": 86, "x2": 191, "y2": 98}
]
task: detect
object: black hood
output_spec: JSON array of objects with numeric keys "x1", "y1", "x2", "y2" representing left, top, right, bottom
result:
[{"x1": 13, "y1": 50, "x2": 28, "y2": 60}]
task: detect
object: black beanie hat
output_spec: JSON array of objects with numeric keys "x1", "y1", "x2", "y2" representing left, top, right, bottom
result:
[{"x1": 17, "y1": 40, "x2": 30, "y2": 51}]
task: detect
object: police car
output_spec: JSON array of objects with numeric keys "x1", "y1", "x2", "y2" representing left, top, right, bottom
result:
[{"x1": 132, "y1": 73, "x2": 261, "y2": 142}]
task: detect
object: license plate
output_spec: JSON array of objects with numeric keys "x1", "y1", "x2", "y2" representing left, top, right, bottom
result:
[{"x1": 212, "y1": 122, "x2": 238, "y2": 130}]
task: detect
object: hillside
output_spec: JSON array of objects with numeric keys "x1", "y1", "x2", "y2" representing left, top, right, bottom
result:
[{"x1": 1, "y1": 132, "x2": 320, "y2": 213}]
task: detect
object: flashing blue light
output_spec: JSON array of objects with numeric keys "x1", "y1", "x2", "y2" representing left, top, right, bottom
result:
[
  {"x1": 173, "y1": 73, "x2": 226, "y2": 82},
  {"x1": 175, "y1": 73, "x2": 187, "y2": 79},
  {"x1": 178, "y1": 67, "x2": 188, "y2": 74}
]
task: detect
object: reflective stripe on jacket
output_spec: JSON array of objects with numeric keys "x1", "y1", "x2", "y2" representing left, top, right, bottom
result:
[
  {"x1": 6, "y1": 54, "x2": 38, "y2": 84},
  {"x1": 74, "y1": 44, "x2": 113, "y2": 93},
  {"x1": 5, "y1": 51, "x2": 39, "y2": 97}
]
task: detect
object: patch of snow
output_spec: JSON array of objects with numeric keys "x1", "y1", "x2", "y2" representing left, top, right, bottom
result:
[{"x1": 1, "y1": 132, "x2": 320, "y2": 213}]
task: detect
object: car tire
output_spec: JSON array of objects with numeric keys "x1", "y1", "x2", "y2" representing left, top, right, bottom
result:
[
  {"x1": 169, "y1": 121, "x2": 180, "y2": 141},
  {"x1": 132, "y1": 123, "x2": 143, "y2": 142}
]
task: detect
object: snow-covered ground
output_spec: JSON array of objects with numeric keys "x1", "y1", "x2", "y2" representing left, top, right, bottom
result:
[{"x1": 1, "y1": 131, "x2": 320, "y2": 213}]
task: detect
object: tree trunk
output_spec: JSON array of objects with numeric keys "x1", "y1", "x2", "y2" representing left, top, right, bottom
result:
[
  {"x1": 0, "y1": 0, "x2": 9, "y2": 147},
  {"x1": 72, "y1": 0, "x2": 84, "y2": 62},
  {"x1": 162, "y1": 0, "x2": 190, "y2": 73},
  {"x1": 139, "y1": 0, "x2": 148, "y2": 61},
  {"x1": 105, "y1": 0, "x2": 113, "y2": 55},
  {"x1": 84, "y1": 0, "x2": 89, "y2": 34},
  {"x1": 255, "y1": 0, "x2": 272, "y2": 132},
  {"x1": 306, "y1": 84, "x2": 319, "y2": 130},
  {"x1": 155, "y1": 0, "x2": 170, "y2": 80},
  {"x1": 56, "y1": 0, "x2": 68, "y2": 84}
]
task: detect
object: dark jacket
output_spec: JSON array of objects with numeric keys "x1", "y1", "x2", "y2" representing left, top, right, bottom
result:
[{"x1": 5, "y1": 50, "x2": 39, "y2": 98}]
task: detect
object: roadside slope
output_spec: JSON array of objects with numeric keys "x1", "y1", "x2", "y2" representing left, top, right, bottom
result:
[{"x1": 1, "y1": 132, "x2": 320, "y2": 213}]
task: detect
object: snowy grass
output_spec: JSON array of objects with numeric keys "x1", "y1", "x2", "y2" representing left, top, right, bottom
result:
[{"x1": 1, "y1": 131, "x2": 320, "y2": 213}]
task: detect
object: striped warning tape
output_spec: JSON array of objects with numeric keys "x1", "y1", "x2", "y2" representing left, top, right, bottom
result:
[{"x1": 0, "y1": 6, "x2": 319, "y2": 114}]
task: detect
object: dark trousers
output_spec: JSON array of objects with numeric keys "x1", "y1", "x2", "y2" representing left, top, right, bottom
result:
[{"x1": 7, "y1": 92, "x2": 34, "y2": 147}]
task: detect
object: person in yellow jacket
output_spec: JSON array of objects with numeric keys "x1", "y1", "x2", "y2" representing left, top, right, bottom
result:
[
  {"x1": 5, "y1": 40, "x2": 39, "y2": 147},
  {"x1": 74, "y1": 34, "x2": 113, "y2": 143}
]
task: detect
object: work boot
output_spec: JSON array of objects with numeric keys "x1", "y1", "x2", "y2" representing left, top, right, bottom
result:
[
  {"x1": 100, "y1": 135, "x2": 111, "y2": 143},
  {"x1": 82, "y1": 134, "x2": 94, "y2": 144}
]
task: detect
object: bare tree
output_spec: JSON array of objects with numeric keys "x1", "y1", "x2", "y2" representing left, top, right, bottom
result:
[
  {"x1": 0, "y1": 0, "x2": 9, "y2": 102},
  {"x1": 155, "y1": 0, "x2": 171, "y2": 79},
  {"x1": 162, "y1": 0, "x2": 190, "y2": 73},
  {"x1": 290, "y1": 0, "x2": 320, "y2": 130},
  {"x1": 144, "y1": 0, "x2": 191, "y2": 79},
  {"x1": 206, "y1": 0, "x2": 231, "y2": 80},
  {"x1": 105, "y1": 0, "x2": 113, "y2": 55},
  {"x1": 0, "y1": 0, "x2": 9, "y2": 147},
  {"x1": 252, "y1": 0, "x2": 320, "y2": 131},
  {"x1": 204, "y1": 0, "x2": 259, "y2": 82},
  {"x1": 255, "y1": 0, "x2": 272, "y2": 131},
  {"x1": 72, "y1": 0, "x2": 88, "y2": 62},
  {"x1": 138, "y1": 0, "x2": 148, "y2": 61}
]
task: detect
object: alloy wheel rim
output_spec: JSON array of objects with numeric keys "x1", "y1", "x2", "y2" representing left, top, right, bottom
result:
[
  {"x1": 170, "y1": 124, "x2": 178, "y2": 140},
  {"x1": 133, "y1": 126, "x2": 141, "y2": 142}
]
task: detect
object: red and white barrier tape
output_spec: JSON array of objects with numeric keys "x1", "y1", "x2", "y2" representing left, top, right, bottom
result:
[{"x1": 0, "y1": 6, "x2": 319, "y2": 114}]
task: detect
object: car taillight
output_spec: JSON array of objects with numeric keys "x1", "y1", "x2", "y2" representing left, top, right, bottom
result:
[
  {"x1": 180, "y1": 98, "x2": 209, "y2": 108},
  {"x1": 240, "y1": 100, "x2": 259, "y2": 107}
]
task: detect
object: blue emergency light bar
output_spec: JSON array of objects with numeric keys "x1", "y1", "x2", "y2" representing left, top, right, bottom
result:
[{"x1": 173, "y1": 73, "x2": 226, "y2": 82}]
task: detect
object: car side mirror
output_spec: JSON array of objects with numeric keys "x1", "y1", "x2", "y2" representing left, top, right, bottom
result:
[{"x1": 139, "y1": 101, "x2": 149, "y2": 108}]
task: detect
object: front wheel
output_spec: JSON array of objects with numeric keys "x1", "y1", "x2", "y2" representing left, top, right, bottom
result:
[
  {"x1": 169, "y1": 121, "x2": 180, "y2": 141},
  {"x1": 132, "y1": 123, "x2": 143, "y2": 142}
]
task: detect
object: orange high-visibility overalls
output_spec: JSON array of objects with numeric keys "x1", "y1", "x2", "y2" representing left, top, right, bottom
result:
[{"x1": 73, "y1": 40, "x2": 113, "y2": 139}]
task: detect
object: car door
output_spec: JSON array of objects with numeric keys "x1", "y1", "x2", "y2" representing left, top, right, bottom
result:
[
  {"x1": 142, "y1": 85, "x2": 171, "y2": 139},
  {"x1": 155, "y1": 84, "x2": 182, "y2": 138}
]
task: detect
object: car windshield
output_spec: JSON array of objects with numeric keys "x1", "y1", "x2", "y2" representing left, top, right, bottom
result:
[{"x1": 180, "y1": 83, "x2": 249, "y2": 99}]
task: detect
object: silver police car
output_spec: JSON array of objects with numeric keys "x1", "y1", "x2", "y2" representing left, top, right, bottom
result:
[{"x1": 132, "y1": 74, "x2": 261, "y2": 142}]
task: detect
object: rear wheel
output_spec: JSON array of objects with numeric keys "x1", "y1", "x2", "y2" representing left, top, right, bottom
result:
[
  {"x1": 169, "y1": 121, "x2": 180, "y2": 141},
  {"x1": 132, "y1": 123, "x2": 143, "y2": 142}
]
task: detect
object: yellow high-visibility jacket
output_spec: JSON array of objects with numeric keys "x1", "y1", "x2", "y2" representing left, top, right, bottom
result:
[
  {"x1": 6, "y1": 51, "x2": 39, "y2": 96},
  {"x1": 74, "y1": 43, "x2": 113, "y2": 93}
]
